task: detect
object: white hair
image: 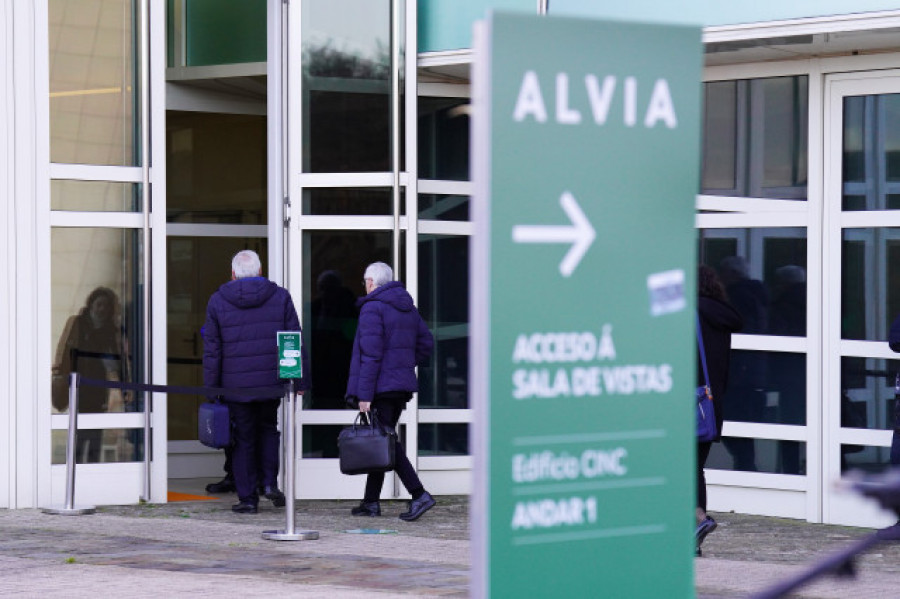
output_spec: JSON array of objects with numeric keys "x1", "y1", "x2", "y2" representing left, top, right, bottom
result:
[
  {"x1": 232, "y1": 250, "x2": 262, "y2": 279},
  {"x1": 364, "y1": 262, "x2": 393, "y2": 287}
]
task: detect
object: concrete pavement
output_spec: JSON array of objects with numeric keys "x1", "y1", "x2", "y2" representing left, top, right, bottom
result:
[{"x1": 2, "y1": 486, "x2": 900, "y2": 597}]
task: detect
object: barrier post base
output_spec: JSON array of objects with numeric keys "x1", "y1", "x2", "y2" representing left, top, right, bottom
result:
[
  {"x1": 42, "y1": 505, "x2": 96, "y2": 516},
  {"x1": 261, "y1": 529, "x2": 319, "y2": 541}
]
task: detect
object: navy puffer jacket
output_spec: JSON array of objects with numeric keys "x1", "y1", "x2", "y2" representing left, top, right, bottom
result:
[
  {"x1": 345, "y1": 281, "x2": 434, "y2": 402},
  {"x1": 203, "y1": 277, "x2": 310, "y2": 399}
]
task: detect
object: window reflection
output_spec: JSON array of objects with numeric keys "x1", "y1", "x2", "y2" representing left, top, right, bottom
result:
[
  {"x1": 707, "y1": 439, "x2": 806, "y2": 475},
  {"x1": 301, "y1": 230, "x2": 392, "y2": 410},
  {"x1": 49, "y1": 0, "x2": 137, "y2": 165},
  {"x1": 302, "y1": 0, "x2": 392, "y2": 173},
  {"x1": 51, "y1": 228, "x2": 143, "y2": 463},
  {"x1": 842, "y1": 94, "x2": 900, "y2": 211},
  {"x1": 718, "y1": 350, "x2": 806, "y2": 430},
  {"x1": 840, "y1": 444, "x2": 892, "y2": 474},
  {"x1": 418, "y1": 235, "x2": 469, "y2": 409},
  {"x1": 842, "y1": 228, "x2": 900, "y2": 341},
  {"x1": 700, "y1": 227, "x2": 808, "y2": 336},
  {"x1": 419, "y1": 97, "x2": 470, "y2": 181},
  {"x1": 52, "y1": 429, "x2": 144, "y2": 464},
  {"x1": 840, "y1": 357, "x2": 899, "y2": 432},
  {"x1": 52, "y1": 180, "x2": 139, "y2": 212},
  {"x1": 419, "y1": 194, "x2": 469, "y2": 221},
  {"x1": 701, "y1": 76, "x2": 807, "y2": 199},
  {"x1": 301, "y1": 188, "x2": 393, "y2": 216},
  {"x1": 419, "y1": 423, "x2": 468, "y2": 456}
]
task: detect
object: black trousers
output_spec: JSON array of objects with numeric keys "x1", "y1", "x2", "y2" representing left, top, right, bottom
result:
[
  {"x1": 228, "y1": 399, "x2": 280, "y2": 505},
  {"x1": 363, "y1": 397, "x2": 424, "y2": 501},
  {"x1": 697, "y1": 441, "x2": 712, "y2": 512}
]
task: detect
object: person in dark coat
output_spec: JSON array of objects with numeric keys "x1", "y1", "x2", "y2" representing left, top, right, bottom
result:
[
  {"x1": 877, "y1": 314, "x2": 900, "y2": 539},
  {"x1": 696, "y1": 265, "x2": 744, "y2": 555},
  {"x1": 345, "y1": 261, "x2": 436, "y2": 521},
  {"x1": 203, "y1": 249, "x2": 310, "y2": 514},
  {"x1": 52, "y1": 286, "x2": 132, "y2": 462}
]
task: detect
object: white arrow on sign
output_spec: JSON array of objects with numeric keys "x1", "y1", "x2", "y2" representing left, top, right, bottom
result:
[{"x1": 511, "y1": 191, "x2": 596, "y2": 277}]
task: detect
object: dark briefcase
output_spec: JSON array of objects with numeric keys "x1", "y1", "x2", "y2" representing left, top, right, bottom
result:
[
  {"x1": 338, "y1": 412, "x2": 397, "y2": 475},
  {"x1": 198, "y1": 401, "x2": 231, "y2": 449}
]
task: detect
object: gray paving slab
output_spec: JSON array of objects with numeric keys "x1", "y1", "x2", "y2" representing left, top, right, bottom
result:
[{"x1": 2, "y1": 492, "x2": 900, "y2": 597}]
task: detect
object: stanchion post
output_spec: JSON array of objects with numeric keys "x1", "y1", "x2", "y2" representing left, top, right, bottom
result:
[
  {"x1": 43, "y1": 372, "x2": 96, "y2": 515},
  {"x1": 262, "y1": 379, "x2": 318, "y2": 541}
]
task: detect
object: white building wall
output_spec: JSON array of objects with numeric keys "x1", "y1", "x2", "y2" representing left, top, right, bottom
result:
[{"x1": 0, "y1": 0, "x2": 48, "y2": 509}]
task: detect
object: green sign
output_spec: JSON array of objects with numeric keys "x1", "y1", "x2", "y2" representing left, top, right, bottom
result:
[
  {"x1": 277, "y1": 331, "x2": 303, "y2": 379},
  {"x1": 471, "y1": 12, "x2": 701, "y2": 597}
]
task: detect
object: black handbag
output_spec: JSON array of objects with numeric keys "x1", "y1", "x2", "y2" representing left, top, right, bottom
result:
[{"x1": 338, "y1": 411, "x2": 397, "y2": 475}]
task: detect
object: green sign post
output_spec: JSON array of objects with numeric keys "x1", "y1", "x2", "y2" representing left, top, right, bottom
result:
[
  {"x1": 277, "y1": 331, "x2": 303, "y2": 379},
  {"x1": 471, "y1": 12, "x2": 702, "y2": 597}
]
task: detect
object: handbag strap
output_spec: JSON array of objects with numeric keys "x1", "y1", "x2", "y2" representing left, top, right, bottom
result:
[{"x1": 696, "y1": 313, "x2": 712, "y2": 398}]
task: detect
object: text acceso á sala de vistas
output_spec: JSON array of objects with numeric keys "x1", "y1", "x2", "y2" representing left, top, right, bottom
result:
[{"x1": 510, "y1": 325, "x2": 673, "y2": 399}]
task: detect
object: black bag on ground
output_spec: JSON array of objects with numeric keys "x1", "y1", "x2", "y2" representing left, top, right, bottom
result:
[
  {"x1": 198, "y1": 400, "x2": 231, "y2": 449},
  {"x1": 338, "y1": 411, "x2": 397, "y2": 475}
]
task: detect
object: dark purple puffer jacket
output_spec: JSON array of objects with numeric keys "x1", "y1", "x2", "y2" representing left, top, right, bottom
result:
[
  {"x1": 203, "y1": 277, "x2": 310, "y2": 399},
  {"x1": 345, "y1": 281, "x2": 434, "y2": 402}
]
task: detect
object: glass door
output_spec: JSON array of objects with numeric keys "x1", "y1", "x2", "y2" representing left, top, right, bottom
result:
[
  {"x1": 286, "y1": 0, "x2": 414, "y2": 498},
  {"x1": 823, "y1": 72, "x2": 900, "y2": 527}
]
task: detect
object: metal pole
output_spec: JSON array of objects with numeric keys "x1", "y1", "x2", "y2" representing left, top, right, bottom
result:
[
  {"x1": 262, "y1": 379, "x2": 317, "y2": 541},
  {"x1": 43, "y1": 373, "x2": 95, "y2": 515},
  {"x1": 139, "y1": 0, "x2": 153, "y2": 504},
  {"x1": 390, "y1": 0, "x2": 401, "y2": 275}
]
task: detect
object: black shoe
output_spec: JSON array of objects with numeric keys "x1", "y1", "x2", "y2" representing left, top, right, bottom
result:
[
  {"x1": 351, "y1": 500, "x2": 381, "y2": 517},
  {"x1": 399, "y1": 491, "x2": 435, "y2": 522},
  {"x1": 696, "y1": 516, "x2": 717, "y2": 550},
  {"x1": 263, "y1": 485, "x2": 286, "y2": 508},
  {"x1": 231, "y1": 501, "x2": 258, "y2": 514},
  {"x1": 205, "y1": 476, "x2": 235, "y2": 494}
]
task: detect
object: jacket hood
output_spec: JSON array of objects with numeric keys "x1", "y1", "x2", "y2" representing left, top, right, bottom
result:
[
  {"x1": 358, "y1": 280, "x2": 414, "y2": 312},
  {"x1": 219, "y1": 277, "x2": 279, "y2": 309}
]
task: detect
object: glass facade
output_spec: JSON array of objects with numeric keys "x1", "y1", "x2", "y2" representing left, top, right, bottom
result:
[
  {"x1": 699, "y1": 227, "x2": 808, "y2": 336},
  {"x1": 49, "y1": 0, "x2": 138, "y2": 166},
  {"x1": 50, "y1": 228, "x2": 144, "y2": 462},
  {"x1": 702, "y1": 76, "x2": 808, "y2": 199},
  {"x1": 842, "y1": 94, "x2": 900, "y2": 211},
  {"x1": 301, "y1": 0, "x2": 393, "y2": 173},
  {"x1": 51, "y1": 180, "x2": 140, "y2": 212}
]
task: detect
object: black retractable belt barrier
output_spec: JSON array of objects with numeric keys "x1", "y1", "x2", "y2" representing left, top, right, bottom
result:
[{"x1": 42, "y1": 375, "x2": 295, "y2": 518}]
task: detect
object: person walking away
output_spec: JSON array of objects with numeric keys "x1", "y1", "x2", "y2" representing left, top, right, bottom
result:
[
  {"x1": 696, "y1": 265, "x2": 744, "y2": 555},
  {"x1": 344, "y1": 262, "x2": 435, "y2": 521},
  {"x1": 203, "y1": 249, "x2": 310, "y2": 514}
]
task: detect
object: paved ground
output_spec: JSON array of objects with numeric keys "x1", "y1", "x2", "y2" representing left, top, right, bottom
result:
[{"x1": 2, "y1": 484, "x2": 900, "y2": 597}]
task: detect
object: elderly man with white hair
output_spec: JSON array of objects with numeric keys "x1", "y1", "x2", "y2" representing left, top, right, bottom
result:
[
  {"x1": 203, "y1": 249, "x2": 310, "y2": 514},
  {"x1": 345, "y1": 261, "x2": 436, "y2": 521}
]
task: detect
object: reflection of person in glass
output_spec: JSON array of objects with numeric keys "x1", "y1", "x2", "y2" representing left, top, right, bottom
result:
[
  {"x1": 310, "y1": 270, "x2": 358, "y2": 409},
  {"x1": 52, "y1": 286, "x2": 130, "y2": 462},
  {"x1": 769, "y1": 265, "x2": 807, "y2": 474},
  {"x1": 718, "y1": 256, "x2": 768, "y2": 471},
  {"x1": 696, "y1": 265, "x2": 744, "y2": 556}
]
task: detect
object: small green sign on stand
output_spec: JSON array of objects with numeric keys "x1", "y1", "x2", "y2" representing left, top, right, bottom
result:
[{"x1": 277, "y1": 331, "x2": 303, "y2": 379}]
